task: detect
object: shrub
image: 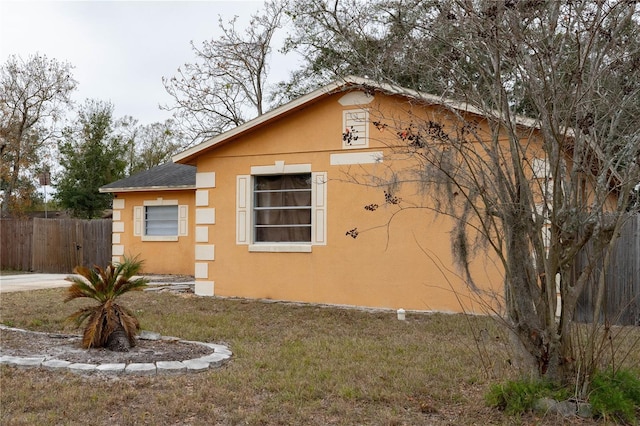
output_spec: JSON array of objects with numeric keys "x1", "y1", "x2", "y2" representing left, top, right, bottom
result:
[
  {"x1": 486, "y1": 378, "x2": 570, "y2": 415},
  {"x1": 590, "y1": 368, "x2": 640, "y2": 423},
  {"x1": 65, "y1": 257, "x2": 148, "y2": 351}
]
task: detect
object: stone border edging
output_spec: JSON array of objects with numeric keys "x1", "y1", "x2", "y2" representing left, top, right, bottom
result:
[{"x1": 0, "y1": 325, "x2": 232, "y2": 376}]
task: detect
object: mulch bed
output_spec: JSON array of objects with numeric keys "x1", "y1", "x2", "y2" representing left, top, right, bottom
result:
[{"x1": 0, "y1": 327, "x2": 213, "y2": 364}]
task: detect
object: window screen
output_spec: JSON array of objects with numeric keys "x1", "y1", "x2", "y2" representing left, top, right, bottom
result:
[{"x1": 253, "y1": 174, "x2": 312, "y2": 242}]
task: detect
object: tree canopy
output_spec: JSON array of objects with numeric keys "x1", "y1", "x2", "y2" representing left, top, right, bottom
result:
[
  {"x1": 54, "y1": 100, "x2": 128, "y2": 219},
  {"x1": 117, "y1": 117, "x2": 186, "y2": 176},
  {"x1": 0, "y1": 54, "x2": 77, "y2": 214}
]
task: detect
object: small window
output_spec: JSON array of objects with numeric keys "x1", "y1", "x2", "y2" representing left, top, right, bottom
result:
[
  {"x1": 134, "y1": 202, "x2": 187, "y2": 241},
  {"x1": 145, "y1": 205, "x2": 179, "y2": 236},
  {"x1": 253, "y1": 174, "x2": 312, "y2": 242}
]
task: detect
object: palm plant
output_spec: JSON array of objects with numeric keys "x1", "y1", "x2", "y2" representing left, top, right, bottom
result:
[{"x1": 64, "y1": 256, "x2": 148, "y2": 351}]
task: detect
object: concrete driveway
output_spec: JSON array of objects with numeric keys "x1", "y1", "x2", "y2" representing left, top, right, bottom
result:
[{"x1": 0, "y1": 274, "x2": 73, "y2": 293}]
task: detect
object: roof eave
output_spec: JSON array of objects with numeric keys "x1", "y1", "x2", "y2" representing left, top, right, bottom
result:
[
  {"x1": 172, "y1": 78, "x2": 368, "y2": 164},
  {"x1": 171, "y1": 76, "x2": 615, "y2": 184},
  {"x1": 171, "y1": 76, "x2": 544, "y2": 164},
  {"x1": 99, "y1": 185, "x2": 196, "y2": 194}
]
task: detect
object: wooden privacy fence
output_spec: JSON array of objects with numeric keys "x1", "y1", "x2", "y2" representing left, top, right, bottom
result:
[
  {"x1": 1, "y1": 218, "x2": 112, "y2": 273},
  {"x1": 574, "y1": 214, "x2": 640, "y2": 325},
  {"x1": 0, "y1": 219, "x2": 32, "y2": 271}
]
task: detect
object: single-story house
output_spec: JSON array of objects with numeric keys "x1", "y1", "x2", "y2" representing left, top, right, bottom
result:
[{"x1": 100, "y1": 76, "x2": 565, "y2": 313}]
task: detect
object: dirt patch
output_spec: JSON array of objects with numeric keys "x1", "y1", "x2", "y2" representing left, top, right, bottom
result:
[
  {"x1": 145, "y1": 275, "x2": 195, "y2": 284},
  {"x1": 0, "y1": 327, "x2": 213, "y2": 364}
]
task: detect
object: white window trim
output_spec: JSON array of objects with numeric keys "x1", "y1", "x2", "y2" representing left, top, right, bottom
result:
[
  {"x1": 134, "y1": 198, "x2": 188, "y2": 242},
  {"x1": 236, "y1": 162, "x2": 327, "y2": 252},
  {"x1": 250, "y1": 161, "x2": 311, "y2": 175},
  {"x1": 249, "y1": 244, "x2": 313, "y2": 253},
  {"x1": 330, "y1": 151, "x2": 383, "y2": 165}
]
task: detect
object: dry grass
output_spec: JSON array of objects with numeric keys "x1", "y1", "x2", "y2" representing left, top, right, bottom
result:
[{"x1": 1, "y1": 288, "x2": 601, "y2": 425}]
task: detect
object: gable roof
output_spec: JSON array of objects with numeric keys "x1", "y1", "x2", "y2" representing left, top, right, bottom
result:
[
  {"x1": 172, "y1": 76, "x2": 542, "y2": 165},
  {"x1": 172, "y1": 76, "x2": 621, "y2": 190},
  {"x1": 172, "y1": 77, "x2": 360, "y2": 164},
  {"x1": 99, "y1": 162, "x2": 196, "y2": 193}
]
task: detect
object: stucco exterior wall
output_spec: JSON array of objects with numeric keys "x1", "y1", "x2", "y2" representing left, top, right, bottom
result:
[
  {"x1": 105, "y1": 84, "x2": 614, "y2": 313},
  {"x1": 189, "y1": 91, "x2": 505, "y2": 312},
  {"x1": 111, "y1": 190, "x2": 195, "y2": 275}
]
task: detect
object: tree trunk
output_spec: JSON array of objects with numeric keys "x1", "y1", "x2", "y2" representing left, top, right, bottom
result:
[
  {"x1": 105, "y1": 325, "x2": 132, "y2": 352},
  {"x1": 504, "y1": 211, "x2": 564, "y2": 381}
]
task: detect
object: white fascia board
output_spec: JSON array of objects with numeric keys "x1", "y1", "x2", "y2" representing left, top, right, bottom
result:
[
  {"x1": 99, "y1": 185, "x2": 196, "y2": 193},
  {"x1": 172, "y1": 80, "x2": 349, "y2": 163},
  {"x1": 348, "y1": 76, "x2": 540, "y2": 129}
]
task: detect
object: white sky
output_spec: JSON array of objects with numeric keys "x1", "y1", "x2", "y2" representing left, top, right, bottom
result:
[{"x1": 0, "y1": 0, "x2": 298, "y2": 126}]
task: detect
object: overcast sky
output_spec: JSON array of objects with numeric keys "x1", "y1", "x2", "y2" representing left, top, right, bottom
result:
[{"x1": 0, "y1": 0, "x2": 298, "y2": 126}]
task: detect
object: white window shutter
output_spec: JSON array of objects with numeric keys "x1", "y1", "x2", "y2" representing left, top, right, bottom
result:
[
  {"x1": 312, "y1": 172, "x2": 327, "y2": 245},
  {"x1": 133, "y1": 206, "x2": 143, "y2": 236},
  {"x1": 178, "y1": 205, "x2": 188, "y2": 236},
  {"x1": 236, "y1": 175, "x2": 251, "y2": 244}
]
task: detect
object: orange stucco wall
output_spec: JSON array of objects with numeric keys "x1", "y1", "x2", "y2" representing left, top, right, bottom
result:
[
  {"x1": 108, "y1": 87, "x2": 612, "y2": 313},
  {"x1": 111, "y1": 190, "x2": 195, "y2": 275},
  {"x1": 185, "y1": 91, "x2": 505, "y2": 312}
]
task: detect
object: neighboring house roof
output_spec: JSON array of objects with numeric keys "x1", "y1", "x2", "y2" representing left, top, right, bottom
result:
[{"x1": 99, "y1": 162, "x2": 196, "y2": 193}]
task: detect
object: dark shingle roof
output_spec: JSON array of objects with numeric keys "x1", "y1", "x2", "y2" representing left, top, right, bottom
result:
[{"x1": 100, "y1": 162, "x2": 196, "y2": 193}]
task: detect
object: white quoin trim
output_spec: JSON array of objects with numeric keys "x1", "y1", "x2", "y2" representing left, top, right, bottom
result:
[
  {"x1": 194, "y1": 262, "x2": 209, "y2": 279},
  {"x1": 195, "y1": 281, "x2": 215, "y2": 296},
  {"x1": 112, "y1": 199, "x2": 125, "y2": 210},
  {"x1": 195, "y1": 189, "x2": 209, "y2": 206},
  {"x1": 195, "y1": 226, "x2": 209, "y2": 243},
  {"x1": 195, "y1": 244, "x2": 215, "y2": 261},
  {"x1": 195, "y1": 208, "x2": 216, "y2": 225},
  {"x1": 196, "y1": 172, "x2": 216, "y2": 188}
]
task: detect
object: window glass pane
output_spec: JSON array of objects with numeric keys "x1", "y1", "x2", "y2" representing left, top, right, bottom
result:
[
  {"x1": 255, "y1": 174, "x2": 311, "y2": 191},
  {"x1": 254, "y1": 174, "x2": 312, "y2": 243},
  {"x1": 145, "y1": 205, "x2": 178, "y2": 236},
  {"x1": 255, "y1": 208, "x2": 312, "y2": 225},
  {"x1": 255, "y1": 191, "x2": 312, "y2": 208},
  {"x1": 255, "y1": 226, "x2": 311, "y2": 242}
]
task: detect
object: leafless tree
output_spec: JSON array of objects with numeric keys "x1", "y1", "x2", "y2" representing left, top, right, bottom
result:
[
  {"x1": 0, "y1": 54, "x2": 77, "y2": 213},
  {"x1": 301, "y1": 0, "x2": 640, "y2": 390},
  {"x1": 162, "y1": 1, "x2": 286, "y2": 144},
  {"x1": 129, "y1": 119, "x2": 186, "y2": 174}
]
